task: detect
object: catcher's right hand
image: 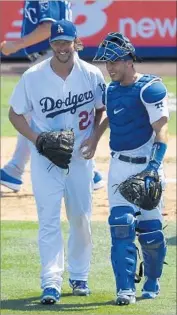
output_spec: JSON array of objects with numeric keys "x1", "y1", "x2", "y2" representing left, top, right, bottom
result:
[
  {"x1": 36, "y1": 130, "x2": 74, "y2": 169},
  {"x1": 118, "y1": 169, "x2": 162, "y2": 210}
]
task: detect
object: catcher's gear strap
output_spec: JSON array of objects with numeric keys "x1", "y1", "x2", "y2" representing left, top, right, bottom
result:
[
  {"x1": 135, "y1": 261, "x2": 144, "y2": 284},
  {"x1": 140, "y1": 78, "x2": 167, "y2": 106}
]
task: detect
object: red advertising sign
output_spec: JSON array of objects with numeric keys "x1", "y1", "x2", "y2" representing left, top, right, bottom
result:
[
  {"x1": 0, "y1": 0, "x2": 176, "y2": 48},
  {"x1": 0, "y1": 1, "x2": 24, "y2": 41},
  {"x1": 73, "y1": 1, "x2": 176, "y2": 47}
]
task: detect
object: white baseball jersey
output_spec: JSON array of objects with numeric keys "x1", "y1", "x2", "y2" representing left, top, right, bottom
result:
[
  {"x1": 9, "y1": 54, "x2": 106, "y2": 289},
  {"x1": 9, "y1": 54, "x2": 105, "y2": 155}
]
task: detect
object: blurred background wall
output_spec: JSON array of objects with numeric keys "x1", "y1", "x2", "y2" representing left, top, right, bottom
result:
[{"x1": 0, "y1": 0, "x2": 176, "y2": 60}]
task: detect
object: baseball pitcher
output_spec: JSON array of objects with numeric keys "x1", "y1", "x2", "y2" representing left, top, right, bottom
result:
[{"x1": 8, "y1": 20, "x2": 106, "y2": 304}]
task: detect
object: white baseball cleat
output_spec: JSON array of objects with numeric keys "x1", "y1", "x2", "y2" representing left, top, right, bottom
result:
[
  {"x1": 116, "y1": 289, "x2": 136, "y2": 305},
  {"x1": 93, "y1": 171, "x2": 105, "y2": 190},
  {"x1": 69, "y1": 279, "x2": 91, "y2": 296}
]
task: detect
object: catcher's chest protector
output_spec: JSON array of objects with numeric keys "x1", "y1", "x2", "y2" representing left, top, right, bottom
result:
[{"x1": 106, "y1": 75, "x2": 158, "y2": 151}]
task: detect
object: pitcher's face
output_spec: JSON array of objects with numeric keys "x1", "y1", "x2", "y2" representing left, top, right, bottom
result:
[{"x1": 50, "y1": 40, "x2": 75, "y2": 63}]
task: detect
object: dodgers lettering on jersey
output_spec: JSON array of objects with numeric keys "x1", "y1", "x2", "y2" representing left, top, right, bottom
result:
[
  {"x1": 9, "y1": 56, "x2": 105, "y2": 154},
  {"x1": 106, "y1": 74, "x2": 169, "y2": 152},
  {"x1": 22, "y1": 0, "x2": 72, "y2": 55},
  {"x1": 40, "y1": 90, "x2": 95, "y2": 118}
]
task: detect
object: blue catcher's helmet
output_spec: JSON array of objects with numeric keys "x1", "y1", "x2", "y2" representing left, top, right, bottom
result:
[{"x1": 93, "y1": 32, "x2": 136, "y2": 62}]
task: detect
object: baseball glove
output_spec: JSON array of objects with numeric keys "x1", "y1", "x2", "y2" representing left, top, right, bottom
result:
[
  {"x1": 36, "y1": 130, "x2": 74, "y2": 169},
  {"x1": 118, "y1": 169, "x2": 162, "y2": 210}
]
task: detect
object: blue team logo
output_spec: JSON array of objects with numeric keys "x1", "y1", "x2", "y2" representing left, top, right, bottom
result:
[
  {"x1": 57, "y1": 25, "x2": 64, "y2": 34},
  {"x1": 25, "y1": 1, "x2": 38, "y2": 24},
  {"x1": 39, "y1": 0, "x2": 49, "y2": 11}
]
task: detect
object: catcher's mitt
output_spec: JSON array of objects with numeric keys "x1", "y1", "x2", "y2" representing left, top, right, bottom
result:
[
  {"x1": 36, "y1": 130, "x2": 74, "y2": 169},
  {"x1": 118, "y1": 170, "x2": 162, "y2": 210}
]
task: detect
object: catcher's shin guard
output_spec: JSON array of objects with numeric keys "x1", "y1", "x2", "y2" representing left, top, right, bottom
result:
[
  {"x1": 108, "y1": 206, "x2": 137, "y2": 294},
  {"x1": 137, "y1": 220, "x2": 167, "y2": 297}
]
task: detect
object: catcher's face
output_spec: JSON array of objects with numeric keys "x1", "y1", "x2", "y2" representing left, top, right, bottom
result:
[
  {"x1": 106, "y1": 60, "x2": 132, "y2": 83},
  {"x1": 50, "y1": 40, "x2": 75, "y2": 63}
]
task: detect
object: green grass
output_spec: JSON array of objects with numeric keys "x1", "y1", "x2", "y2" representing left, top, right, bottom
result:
[
  {"x1": 1, "y1": 221, "x2": 176, "y2": 315},
  {"x1": 0, "y1": 76, "x2": 176, "y2": 137},
  {"x1": 163, "y1": 77, "x2": 176, "y2": 135},
  {"x1": 1, "y1": 77, "x2": 20, "y2": 136},
  {"x1": 163, "y1": 77, "x2": 176, "y2": 95},
  {"x1": 169, "y1": 112, "x2": 176, "y2": 135}
]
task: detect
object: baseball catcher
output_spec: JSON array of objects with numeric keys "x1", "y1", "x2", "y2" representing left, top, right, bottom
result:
[
  {"x1": 118, "y1": 168, "x2": 162, "y2": 210},
  {"x1": 36, "y1": 130, "x2": 74, "y2": 169},
  {"x1": 93, "y1": 31, "x2": 168, "y2": 306}
]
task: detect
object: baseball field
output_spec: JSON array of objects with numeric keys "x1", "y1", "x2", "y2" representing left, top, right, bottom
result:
[{"x1": 1, "y1": 62, "x2": 176, "y2": 315}]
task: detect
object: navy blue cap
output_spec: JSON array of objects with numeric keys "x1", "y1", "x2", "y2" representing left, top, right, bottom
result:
[{"x1": 50, "y1": 20, "x2": 77, "y2": 43}]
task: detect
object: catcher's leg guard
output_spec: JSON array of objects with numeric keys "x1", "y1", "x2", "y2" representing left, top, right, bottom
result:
[
  {"x1": 137, "y1": 220, "x2": 167, "y2": 299},
  {"x1": 108, "y1": 206, "x2": 137, "y2": 305}
]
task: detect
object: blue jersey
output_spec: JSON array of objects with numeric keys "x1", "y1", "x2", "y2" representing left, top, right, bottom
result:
[
  {"x1": 106, "y1": 74, "x2": 167, "y2": 151},
  {"x1": 21, "y1": 0, "x2": 72, "y2": 55}
]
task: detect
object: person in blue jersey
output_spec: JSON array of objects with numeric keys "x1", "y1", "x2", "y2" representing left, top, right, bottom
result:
[
  {"x1": 1, "y1": 0, "x2": 72, "y2": 57},
  {"x1": 92, "y1": 32, "x2": 169, "y2": 305},
  {"x1": 0, "y1": 0, "x2": 104, "y2": 192}
]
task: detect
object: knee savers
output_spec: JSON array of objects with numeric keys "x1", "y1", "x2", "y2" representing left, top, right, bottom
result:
[
  {"x1": 137, "y1": 220, "x2": 167, "y2": 279},
  {"x1": 108, "y1": 206, "x2": 137, "y2": 292}
]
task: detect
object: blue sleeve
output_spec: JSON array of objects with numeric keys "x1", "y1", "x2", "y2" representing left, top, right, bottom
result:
[
  {"x1": 38, "y1": 0, "x2": 61, "y2": 23},
  {"x1": 38, "y1": 0, "x2": 72, "y2": 23},
  {"x1": 21, "y1": 1, "x2": 72, "y2": 55}
]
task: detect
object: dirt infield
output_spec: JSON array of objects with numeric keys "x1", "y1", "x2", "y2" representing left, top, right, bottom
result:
[{"x1": 1, "y1": 135, "x2": 176, "y2": 222}]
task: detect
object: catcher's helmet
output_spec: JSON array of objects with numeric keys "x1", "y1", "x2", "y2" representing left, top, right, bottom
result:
[{"x1": 93, "y1": 32, "x2": 136, "y2": 62}]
